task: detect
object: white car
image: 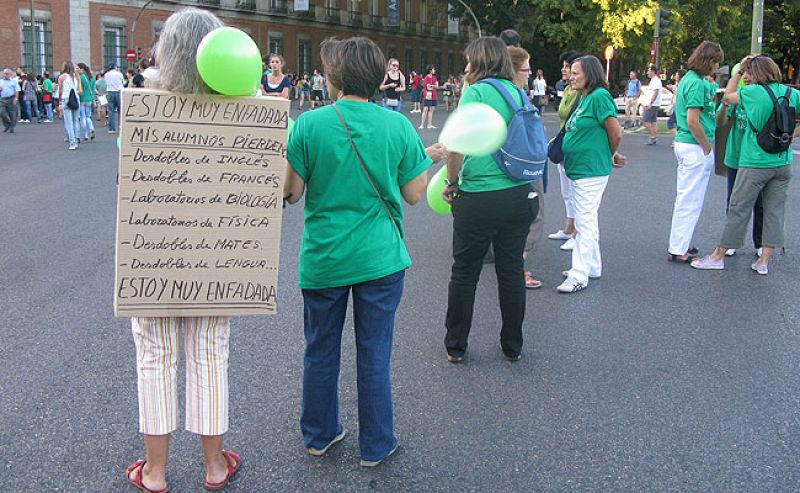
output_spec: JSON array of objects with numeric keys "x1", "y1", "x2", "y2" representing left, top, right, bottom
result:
[{"x1": 615, "y1": 87, "x2": 674, "y2": 116}]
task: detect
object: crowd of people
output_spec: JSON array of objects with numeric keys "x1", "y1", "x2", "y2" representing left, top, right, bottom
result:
[
  {"x1": 0, "y1": 60, "x2": 151, "y2": 148},
  {"x1": 5, "y1": 7, "x2": 797, "y2": 491}
]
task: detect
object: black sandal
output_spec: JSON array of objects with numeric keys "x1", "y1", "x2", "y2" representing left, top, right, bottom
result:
[{"x1": 667, "y1": 253, "x2": 696, "y2": 263}]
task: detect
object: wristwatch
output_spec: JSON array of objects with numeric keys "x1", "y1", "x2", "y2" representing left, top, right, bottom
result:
[{"x1": 444, "y1": 178, "x2": 455, "y2": 187}]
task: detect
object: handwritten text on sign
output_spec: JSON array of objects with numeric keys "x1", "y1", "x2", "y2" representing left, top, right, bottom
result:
[{"x1": 115, "y1": 89, "x2": 289, "y2": 317}]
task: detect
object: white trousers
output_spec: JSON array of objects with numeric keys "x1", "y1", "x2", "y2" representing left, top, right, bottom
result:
[
  {"x1": 668, "y1": 142, "x2": 715, "y2": 255},
  {"x1": 132, "y1": 316, "x2": 230, "y2": 436},
  {"x1": 558, "y1": 162, "x2": 575, "y2": 219},
  {"x1": 567, "y1": 175, "x2": 609, "y2": 284}
]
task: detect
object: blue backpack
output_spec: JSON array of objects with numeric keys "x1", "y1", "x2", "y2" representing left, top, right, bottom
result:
[{"x1": 477, "y1": 78, "x2": 548, "y2": 182}]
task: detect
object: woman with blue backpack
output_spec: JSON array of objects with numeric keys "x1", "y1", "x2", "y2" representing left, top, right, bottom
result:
[
  {"x1": 691, "y1": 55, "x2": 799, "y2": 275},
  {"x1": 441, "y1": 37, "x2": 537, "y2": 363},
  {"x1": 557, "y1": 55, "x2": 626, "y2": 294}
]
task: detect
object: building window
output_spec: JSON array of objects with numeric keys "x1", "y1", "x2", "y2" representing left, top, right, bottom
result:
[
  {"x1": 421, "y1": 0, "x2": 427, "y2": 24},
  {"x1": 420, "y1": 49, "x2": 428, "y2": 69},
  {"x1": 434, "y1": 51, "x2": 442, "y2": 73},
  {"x1": 298, "y1": 39, "x2": 311, "y2": 75},
  {"x1": 447, "y1": 52, "x2": 454, "y2": 77},
  {"x1": 268, "y1": 33, "x2": 283, "y2": 55},
  {"x1": 20, "y1": 18, "x2": 52, "y2": 75},
  {"x1": 404, "y1": 0, "x2": 411, "y2": 21},
  {"x1": 270, "y1": 0, "x2": 287, "y2": 11},
  {"x1": 103, "y1": 25, "x2": 127, "y2": 69},
  {"x1": 387, "y1": 46, "x2": 397, "y2": 60},
  {"x1": 405, "y1": 47, "x2": 413, "y2": 73}
]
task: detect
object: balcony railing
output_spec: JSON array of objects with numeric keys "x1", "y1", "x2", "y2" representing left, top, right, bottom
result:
[
  {"x1": 369, "y1": 15, "x2": 383, "y2": 28},
  {"x1": 270, "y1": 0, "x2": 288, "y2": 14},
  {"x1": 325, "y1": 7, "x2": 340, "y2": 23},
  {"x1": 197, "y1": 0, "x2": 220, "y2": 6},
  {"x1": 349, "y1": 11, "x2": 363, "y2": 27},
  {"x1": 291, "y1": 6, "x2": 316, "y2": 18},
  {"x1": 236, "y1": 0, "x2": 256, "y2": 9},
  {"x1": 405, "y1": 20, "x2": 417, "y2": 34}
]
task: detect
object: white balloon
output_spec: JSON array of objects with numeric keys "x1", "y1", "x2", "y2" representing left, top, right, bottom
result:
[{"x1": 438, "y1": 103, "x2": 507, "y2": 156}]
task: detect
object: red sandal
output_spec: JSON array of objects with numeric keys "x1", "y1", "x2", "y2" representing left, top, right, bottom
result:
[
  {"x1": 125, "y1": 460, "x2": 170, "y2": 493},
  {"x1": 204, "y1": 450, "x2": 241, "y2": 491}
]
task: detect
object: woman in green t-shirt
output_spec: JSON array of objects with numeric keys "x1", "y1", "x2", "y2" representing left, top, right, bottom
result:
[
  {"x1": 285, "y1": 36, "x2": 433, "y2": 467},
  {"x1": 667, "y1": 41, "x2": 724, "y2": 263},
  {"x1": 691, "y1": 55, "x2": 800, "y2": 275},
  {"x1": 548, "y1": 51, "x2": 583, "y2": 251},
  {"x1": 77, "y1": 63, "x2": 95, "y2": 142},
  {"x1": 440, "y1": 37, "x2": 535, "y2": 362},
  {"x1": 716, "y1": 65, "x2": 763, "y2": 258},
  {"x1": 558, "y1": 55, "x2": 626, "y2": 294}
]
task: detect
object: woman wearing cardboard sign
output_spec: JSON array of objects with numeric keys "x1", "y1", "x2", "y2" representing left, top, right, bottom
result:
[{"x1": 124, "y1": 8, "x2": 240, "y2": 493}]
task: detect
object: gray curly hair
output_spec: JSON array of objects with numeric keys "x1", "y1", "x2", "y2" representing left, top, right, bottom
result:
[{"x1": 155, "y1": 7, "x2": 224, "y2": 94}]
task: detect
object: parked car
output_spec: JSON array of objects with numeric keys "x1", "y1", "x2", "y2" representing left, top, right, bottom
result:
[{"x1": 614, "y1": 86, "x2": 674, "y2": 116}]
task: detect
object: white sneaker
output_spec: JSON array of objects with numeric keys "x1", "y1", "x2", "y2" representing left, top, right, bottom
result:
[
  {"x1": 360, "y1": 445, "x2": 398, "y2": 468},
  {"x1": 548, "y1": 230, "x2": 573, "y2": 240},
  {"x1": 755, "y1": 247, "x2": 763, "y2": 257},
  {"x1": 427, "y1": 125, "x2": 437, "y2": 129},
  {"x1": 557, "y1": 277, "x2": 586, "y2": 293},
  {"x1": 560, "y1": 238, "x2": 576, "y2": 251},
  {"x1": 418, "y1": 125, "x2": 424, "y2": 129},
  {"x1": 68, "y1": 145, "x2": 77, "y2": 150},
  {"x1": 725, "y1": 249, "x2": 736, "y2": 256}
]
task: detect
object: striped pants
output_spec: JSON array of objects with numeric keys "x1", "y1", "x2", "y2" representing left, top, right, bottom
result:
[{"x1": 131, "y1": 316, "x2": 230, "y2": 436}]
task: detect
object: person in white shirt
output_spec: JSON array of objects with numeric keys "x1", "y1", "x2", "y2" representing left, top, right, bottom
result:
[
  {"x1": 530, "y1": 69, "x2": 547, "y2": 113},
  {"x1": 103, "y1": 64, "x2": 125, "y2": 133},
  {"x1": 643, "y1": 65, "x2": 662, "y2": 145}
]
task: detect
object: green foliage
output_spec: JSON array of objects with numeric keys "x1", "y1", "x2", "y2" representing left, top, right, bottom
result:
[{"x1": 447, "y1": 0, "x2": 799, "y2": 84}]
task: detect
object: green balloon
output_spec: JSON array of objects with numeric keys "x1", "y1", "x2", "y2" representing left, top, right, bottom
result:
[
  {"x1": 439, "y1": 103, "x2": 507, "y2": 156},
  {"x1": 731, "y1": 63, "x2": 746, "y2": 88},
  {"x1": 196, "y1": 27, "x2": 262, "y2": 96},
  {"x1": 427, "y1": 165, "x2": 452, "y2": 215}
]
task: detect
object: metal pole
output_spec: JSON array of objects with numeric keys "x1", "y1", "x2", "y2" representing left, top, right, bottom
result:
[
  {"x1": 606, "y1": 59, "x2": 610, "y2": 82},
  {"x1": 455, "y1": 0, "x2": 481, "y2": 38},
  {"x1": 750, "y1": 0, "x2": 764, "y2": 54},
  {"x1": 130, "y1": 0, "x2": 156, "y2": 68},
  {"x1": 30, "y1": 0, "x2": 38, "y2": 74}
]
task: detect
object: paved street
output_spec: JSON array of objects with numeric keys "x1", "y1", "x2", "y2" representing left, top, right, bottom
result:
[{"x1": 2, "y1": 103, "x2": 800, "y2": 492}]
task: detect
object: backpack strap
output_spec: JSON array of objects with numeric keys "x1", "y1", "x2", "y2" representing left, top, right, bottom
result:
[
  {"x1": 747, "y1": 83, "x2": 782, "y2": 133},
  {"x1": 476, "y1": 78, "x2": 534, "y2": 113}
]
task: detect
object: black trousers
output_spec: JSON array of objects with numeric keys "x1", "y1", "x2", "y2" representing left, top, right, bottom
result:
[
  {"x1": 726, "y1": 167, "x2": 763, "y2": 249},
  {"x1": 445, "y1": 185, "x2": 534, "y2": 358}
]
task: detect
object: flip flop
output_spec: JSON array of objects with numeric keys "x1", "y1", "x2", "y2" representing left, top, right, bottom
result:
[
  {"x1": 666, "y1": 253, "x2": 695, "y2": 263},
  {"x1": 524, "y1": 272, "x2": 543, "y2": 289},
  {"x1": 204, "y1": 450, "x2": 241, "y2": 491},
  {"x1": 126, "y1": 460, "x2": 170, "y2": 493}
]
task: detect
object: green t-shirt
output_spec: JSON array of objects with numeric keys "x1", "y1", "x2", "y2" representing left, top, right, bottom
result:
[
  {"x1": 287, "y1": 100, "x2": 431, "y2": 289},
  {"x1": 723, "y1": 103, "x2": 748, "y2": 169},
  {"x1": 79, "y1": 74, "x2": 94, "y2": 103},
  {"x1": 675, "y1": 70, "x2": 716, "y2": 145},
  {"x1": 41, "y1": 78, "x2": 53, "y2": 94},
  {"x1": 558, "y1": 86, "x2": 579, "y2": 128},
  {"x1": 737, "y1": 83, "x2": 800, "y2": 168},
  {"x1": 96, "y1": 78, "x2": 107, "y2": 95},
  {"x1": 562, "y1": 87, "x2": 617, "y2": 180},
  {"x1": 457, "y1": 78, "x2": 530, "y2": 193}
]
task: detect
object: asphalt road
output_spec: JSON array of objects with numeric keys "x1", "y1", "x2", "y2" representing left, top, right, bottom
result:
[{"x1": 2, "y1": 103, "x2": 800, "y2": 492}]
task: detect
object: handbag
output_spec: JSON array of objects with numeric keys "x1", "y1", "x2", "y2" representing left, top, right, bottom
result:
[
  {"x1": 331, "y1": 104, "x2": 402, "y2": 238},
  {"x1": 386, "y1": 98, "x2": 399, "y2": 107},
  {"x1": 67, "y1": 87, "x2": 79, "y2": 110},
  {"x1": 547, "y1": 94, "x2": 581, "y2": 164}
]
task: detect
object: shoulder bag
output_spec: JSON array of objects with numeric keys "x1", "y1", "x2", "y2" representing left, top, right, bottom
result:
[
  {"x1": 331, "y1": 104, "x2": 402, "y2": 239},
  {"x1": 547, "y1": 93, "x2": 581, "y2": 164}
]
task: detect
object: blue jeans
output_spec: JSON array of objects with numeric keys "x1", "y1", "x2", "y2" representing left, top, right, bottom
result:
[
  {"x1": 63, "y1": 107, "x2": 80, "y2": 146},
  {"x1": 80, "y1": 101, "x2": 95, "y2": 139},
  {"x1": 25, "y1": 100, "x2": 40, "y2": 122},
  {"x1": 44, "y1": 102, "x2": 53, "y2": 121},
  {"x1": 107, "y1": 91, "x2": 120, "y2": 131},
  {"x1": 301, "y1": 269, "x2": 405, "y2": 462}
]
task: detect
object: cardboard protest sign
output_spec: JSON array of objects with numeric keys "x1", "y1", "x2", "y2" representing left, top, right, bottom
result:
[{"x1": 115, "y1": 89, "x2": 289, "y2": 317}]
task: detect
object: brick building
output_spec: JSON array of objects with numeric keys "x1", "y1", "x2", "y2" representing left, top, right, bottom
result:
[{"x1": 0, "y1": 0, "x2": 472, "y2": 78}]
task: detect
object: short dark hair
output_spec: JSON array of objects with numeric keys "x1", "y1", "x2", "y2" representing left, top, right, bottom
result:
[
  {"x1": 499, "y1": 28, "x2": 520, "y2": 47},
  {"x1": 559, "y1": 51, "x2": 582, "y2": 65},
  {"x1": 425, "y1": 64, "x2": 435, "y2": 75},
  {"x1": 687, "y1": 41, "x2": 724, "y2": 76},
  {"x1": 649, "y1": 65, "x2": 659, "y2": 74},
  {"x1": 572, "y1": 55, "x2": 608, "y2": 92},
  {"x1": 320, "y1": 37, "x2": 385, "y2": 99},
  {"x1": 464, "y1": 36, "x2": 515, "y2": 85}
]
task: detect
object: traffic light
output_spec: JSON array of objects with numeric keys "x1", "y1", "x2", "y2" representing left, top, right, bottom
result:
[{"x1": 655, "y1": 8, "x2": 672, "y2": 37}]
